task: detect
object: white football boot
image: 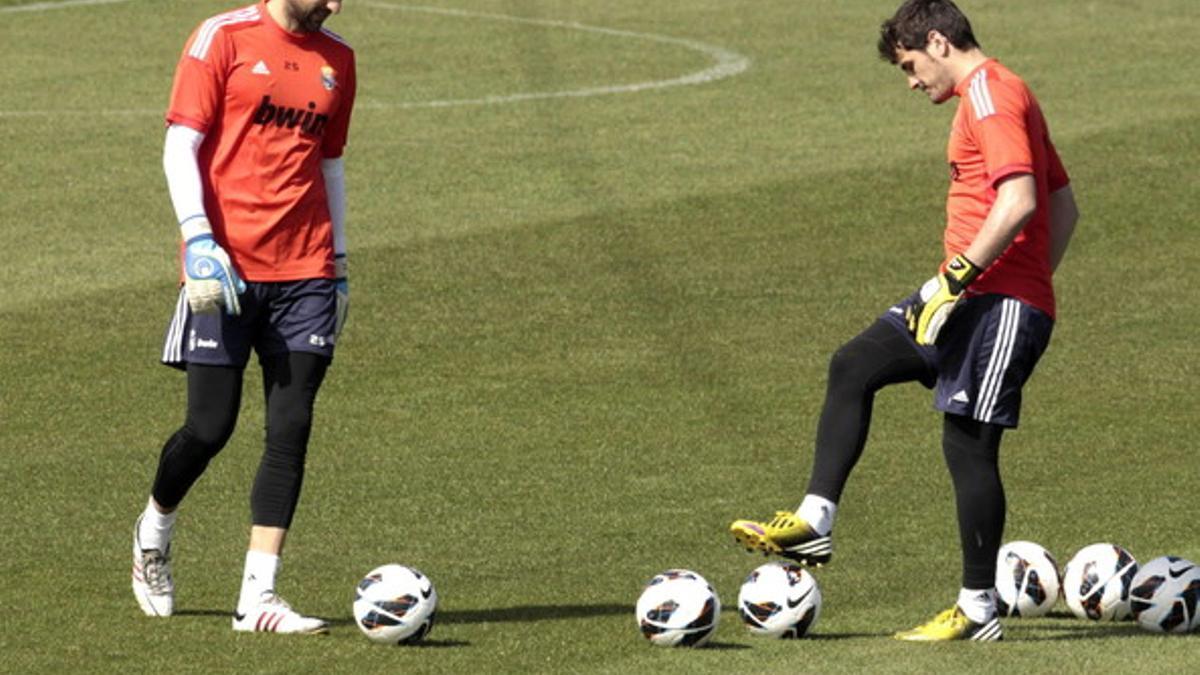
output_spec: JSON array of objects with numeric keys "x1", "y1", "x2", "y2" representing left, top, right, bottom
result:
[
  {"x1": 131, "y1": 515, "x2": 175, "y2": 617},
  {"x1": 233, "y1": 592, "x2": 328, "y2": 634}
]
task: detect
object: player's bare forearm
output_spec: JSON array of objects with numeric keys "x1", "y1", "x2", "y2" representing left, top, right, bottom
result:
[
  {"x1": 1048, "y1": 184, "x2": 1078, "y2": 272},
  {"x1": 963, "y1": 173, "x2": 1036, "y2": 269}
]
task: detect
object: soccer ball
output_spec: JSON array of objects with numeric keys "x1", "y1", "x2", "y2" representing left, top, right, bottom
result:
[
  {"x1": 737, "y1": 561, "x2": 821, "y2": 638},
  {"x1": 635, "y1": 569, "x2": 720, "y2": 647},
  {"x1": 1062, "y1": 543, "x2": 1138, "y2": 621},
  {"x1": 353, "y1": 564, "x2": 438, "y2": 644},
  {"x1": 995, "y1": 540, "x2": 1060, "y2": 617},
  {"x1": 1129, "y1": 556, "x2": 1200, "y2": 634}
]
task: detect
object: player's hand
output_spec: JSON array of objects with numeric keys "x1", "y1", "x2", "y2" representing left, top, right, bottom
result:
[
  {"x1": 334, "y1": 254, "x2": 348, "y2": 339},
  {"x1": 182, "y1": 218, "x2": 246, "y2": 316},
  {"x1": 904, "y1": 254, "x2": 982, "y2": 346}
]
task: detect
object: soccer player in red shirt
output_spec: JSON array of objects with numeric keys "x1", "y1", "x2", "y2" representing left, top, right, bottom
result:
[
  {"x1": 730, "y1": 0, "x2": 1079, "y2": 641},
  {"x1": 131, "y1": 0, "x2": 355, "y2": 634}
]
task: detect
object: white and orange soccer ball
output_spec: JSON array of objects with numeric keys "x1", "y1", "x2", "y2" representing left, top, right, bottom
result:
[
  {"x1": 737, "y1": 561, "x2": 821, "y2": 638},
  {"x1": 995, "y1": 540, "x2": 1061, "y2": 618},
  {"x1": 635, "y1": 569, "x2": 720, "y2": 647},
  {"x1": 353, "y1": 564, "x2": 438, "y2": 645},
  {"x1": 1130, "y1": 556, "x2": 1200, "y2": 634},
  {"x1": 1062, "y1": 543, "x2": 1138, "y2": 621}
]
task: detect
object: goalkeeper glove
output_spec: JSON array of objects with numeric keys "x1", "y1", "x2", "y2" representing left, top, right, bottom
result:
[
  {"x1": 182, "y1": 218, "x2": 246, "y2": 316},
  {"x1": 905, "y1": 253, "x2": 982, "y2": 346},
  {"x1": 334, "y1": 254, "x2": 348, "y2": 339}
]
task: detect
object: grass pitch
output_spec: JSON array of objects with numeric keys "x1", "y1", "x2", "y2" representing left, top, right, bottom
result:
[{"x1": 2, "y1": 0, "x2": 1198, "y2": 672}]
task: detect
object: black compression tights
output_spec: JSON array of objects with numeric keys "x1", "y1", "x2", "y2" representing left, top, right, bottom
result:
[
  {"x1": 943, "y1": 413, "x2": 1006, "y2": 590},
  {"x1": 805, "y1": 319, "x2": 933, "y2": 502},
  {"x1": 802, "y1": 319, "x2": 1006, "y2": 590},
  {"x1": 150, "y1": 352, "x2": 329, "y2": 529}
]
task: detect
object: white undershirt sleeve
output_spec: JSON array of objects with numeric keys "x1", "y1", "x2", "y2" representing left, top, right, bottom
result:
[
  {"x1": 162, "y1": 124, "x2": 208, "y2": 227},
  {"x1": 321, "y1": 157, "x2": 347, "y2": 256}
]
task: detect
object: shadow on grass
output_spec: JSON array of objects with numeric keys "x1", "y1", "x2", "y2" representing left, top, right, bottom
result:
[
  {"x1": 382, "y1": 638, "x2": 472, "y2": 648},
  {"x1": 173, "y1": 608, "x2": 470, "y2": 645},
  {"x1": 808, "y1": 632, "x2": 893, "y2": 640},
  {"x1": 1042, "y1": 610, "x2": 1078, "y2": 620},
  {"x1": 702, "y1": 642, "x2": 752, "y2": 650},
  {"x1": 324, "y1": 603, "x2": 631, "y2": 627},
  {"x1": 1011, "y1": 622, "x2": 1148, "y2": 642},
  {"x1": 174, "y1": 609, "x2": 233, "y2": 618},
  {"x1": 442, "y1": 603, "x2": 632, "y2": 624},
  {"x1": 996, "y1": 612, "x2": 1157, "y2": 641},
  {"x1": 176, "y1": 603, "x2": 629, "y2": 627}
]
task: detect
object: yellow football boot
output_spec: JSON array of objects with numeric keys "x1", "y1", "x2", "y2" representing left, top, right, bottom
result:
[
  {"x1": 893, "y1": 606, "x2": 1003, "y2": 642},
  {"x1": 729, "y1": 511, "x2": 832, "y2": 567}
]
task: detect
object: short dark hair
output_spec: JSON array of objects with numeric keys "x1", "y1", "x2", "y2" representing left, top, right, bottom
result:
[{"x1": 877, "y1": 0, "x2": 980, "y2": 64}]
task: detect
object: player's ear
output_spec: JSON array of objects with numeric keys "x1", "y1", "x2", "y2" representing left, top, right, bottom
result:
[{"x1": 925, "y1": 30, "x2": 950, "y2": 58}]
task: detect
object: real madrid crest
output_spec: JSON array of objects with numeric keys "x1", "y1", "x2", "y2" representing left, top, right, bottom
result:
[{"x1": 320, "y1": 65, "x2": 337, "y2": 91}]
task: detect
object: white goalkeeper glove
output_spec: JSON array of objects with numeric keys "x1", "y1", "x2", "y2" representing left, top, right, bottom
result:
[
  {"x1": 334, "y1": 253, "x2": 348, "y2": 339},
  {"x1": 181, "y1": 218, "x2": 246, "y2": 315}
]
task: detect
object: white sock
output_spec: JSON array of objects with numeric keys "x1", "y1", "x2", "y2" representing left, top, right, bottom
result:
[
  {"x1": 138, "y1": 498, "x2": 177, "y2": 552},
  {"x1": 237, "y1": 551, "x2": 280, "y2": 614},
  {"x1": 796, "y1": 495, "x2": 836, "y2": 535},
  {"x1": 957, "y1": 587, "x2": 997, "y2": 624}
]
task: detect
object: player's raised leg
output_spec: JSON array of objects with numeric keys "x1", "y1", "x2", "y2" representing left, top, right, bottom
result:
[{"x1": 731, "y1": 319, "x2": 932, "y2": 566}]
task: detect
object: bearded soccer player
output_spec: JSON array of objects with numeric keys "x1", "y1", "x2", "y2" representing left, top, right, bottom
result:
[
  {"x1": 131, "y1": 0, "x2": 356, "y2": 634},
  {"x1": 729, "y1": 0, "x2": 1079, "y2": 641}
]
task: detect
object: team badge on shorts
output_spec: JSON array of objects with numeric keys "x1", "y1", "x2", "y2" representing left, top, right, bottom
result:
[{"x1": 321, "y1": 65, "x2": 337, "y2": 91}]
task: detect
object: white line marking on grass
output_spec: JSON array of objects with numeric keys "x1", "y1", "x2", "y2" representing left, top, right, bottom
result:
[
  {"x1": 0, "y1": 1, "x2": 749, "y2": 117},
  {"x1": 0, "y1": 107, "x2": 161, "y2": 118},
  {"x1": 356, "y1": 2, "x2": 751, "y2": 110},
  {"x1": 0, "y1": 0, "x2": 130, "y2": 13}
]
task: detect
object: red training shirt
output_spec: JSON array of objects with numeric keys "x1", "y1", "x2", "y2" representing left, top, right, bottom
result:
[
  {"x1": 166, "y1": 1, "x2": 357, "y2": 282},
  {"x1": 946, "y1": 59, "x2": 1068, "y2": 318}
]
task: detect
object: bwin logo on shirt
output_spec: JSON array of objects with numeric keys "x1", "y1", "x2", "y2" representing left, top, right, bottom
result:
[{"x1": 252, "y1": 96, "x2": 329, "y2": 136}]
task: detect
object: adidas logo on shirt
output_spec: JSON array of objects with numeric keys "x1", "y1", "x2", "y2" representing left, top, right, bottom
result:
[{"x1": 252, "y1": 60, "x2": 271, "y2": 75}]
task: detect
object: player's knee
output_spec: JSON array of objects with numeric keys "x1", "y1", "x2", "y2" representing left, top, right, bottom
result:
[
  {"x1": 943, "y1": 441, "x2": 1001, "y2": 497},
  {"x1": 266, "y1": 408, "x2": 314, "y2": 450},
  {"x1": 827, "y1": 339, "x2": 876, "y2": 394},
  {"x1": 182, "y1": 416, "x2": 236, "y2": 456}
]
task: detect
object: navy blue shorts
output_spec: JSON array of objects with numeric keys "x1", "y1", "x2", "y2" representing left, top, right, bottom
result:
[
  {"x1": 881, "y1": 292, "x2": 1054, "y2": 428},
  {"x1": 161, "y1": 279, "x2": 338, "y2": 370}
]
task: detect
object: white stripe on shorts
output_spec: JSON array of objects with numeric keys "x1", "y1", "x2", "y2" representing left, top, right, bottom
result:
[
  {"x1": 162, "y1": 288, "x2": 190, "y2": 364},
  {"x1": 974, "y1": 298, "x2": 1021, "y2": 423}
]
